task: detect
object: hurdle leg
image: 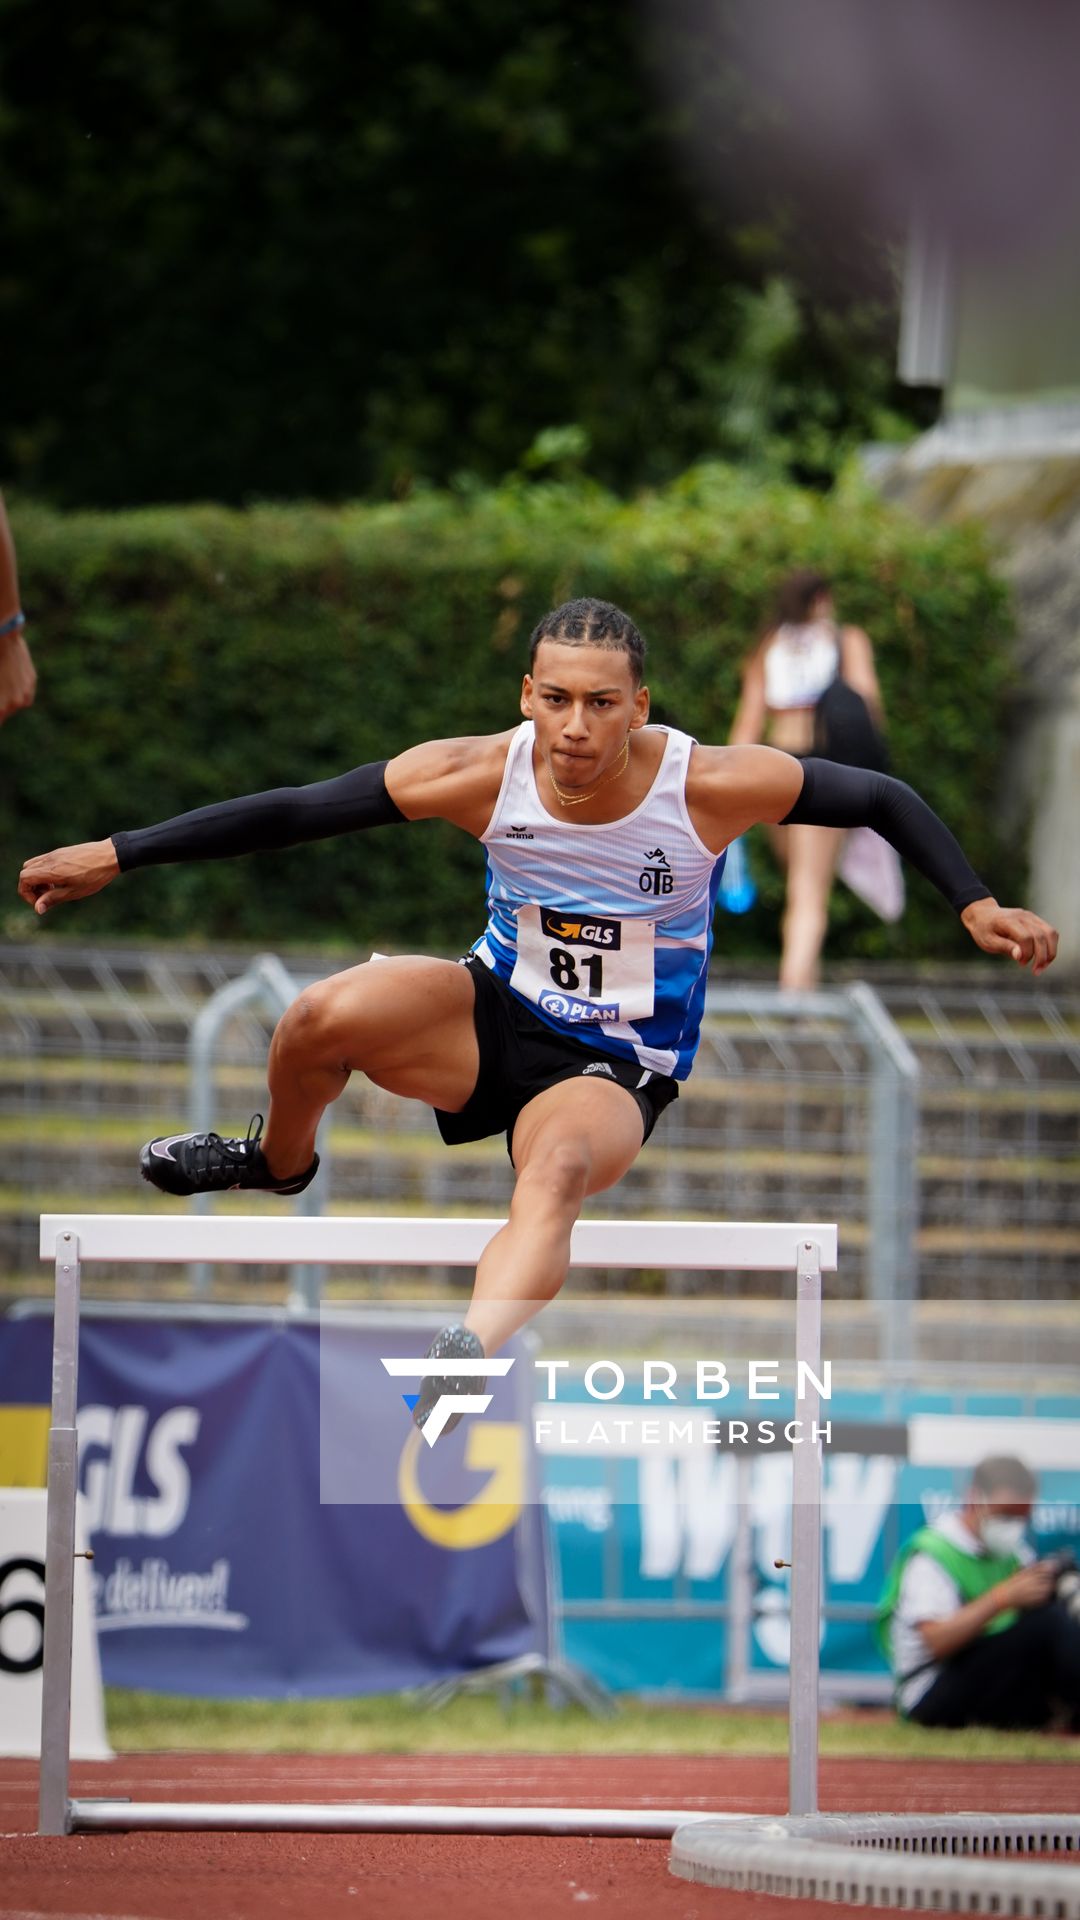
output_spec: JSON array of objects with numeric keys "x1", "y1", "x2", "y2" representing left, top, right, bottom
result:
[
  {"x1": 724, "y1": 1455, "x2": 754, "y2": 1703},
  {"x1": 38, "y1": 1230, "x2": 82, "y2": 1836},
  {"x1": 788, "y1": 1238, "x2": 822, "y2": 1817}
]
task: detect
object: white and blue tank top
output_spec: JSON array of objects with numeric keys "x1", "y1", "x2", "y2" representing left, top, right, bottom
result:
[{"x1": 471, "y1": 722, "x2": 725, "y2": 1081}]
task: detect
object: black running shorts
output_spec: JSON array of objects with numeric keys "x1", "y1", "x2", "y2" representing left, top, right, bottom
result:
[{"x1": 435, "y1": 957, "x2": 679, "y2": 1158}]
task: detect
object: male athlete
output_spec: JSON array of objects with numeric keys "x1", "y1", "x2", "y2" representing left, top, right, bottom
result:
[{"x1": 18, "y1": 599, "x2": 1058, "y2": 1433}]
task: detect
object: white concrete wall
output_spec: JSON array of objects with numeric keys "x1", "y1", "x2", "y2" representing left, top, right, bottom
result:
[{"x1": 1027, "y1": 668, "x2": 1080, "y2": 960}]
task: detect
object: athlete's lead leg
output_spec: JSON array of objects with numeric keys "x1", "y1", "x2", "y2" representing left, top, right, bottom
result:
[
  {"x1": 260, "y1": 956, "x2": 478, "y2": 1179},
  {"x1": 141, "y1": 956, "x2": 479, "y2": 1197}
]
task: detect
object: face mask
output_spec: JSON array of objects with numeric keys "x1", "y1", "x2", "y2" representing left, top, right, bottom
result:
[{"x1": 980, "y1": 1516, "x2": 1027, "y2": 1558}]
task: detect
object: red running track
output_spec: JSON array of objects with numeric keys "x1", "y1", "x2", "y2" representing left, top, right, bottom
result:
[{"x1": 2, "y1": 1752, "x2": 1078, "y2": 1920}]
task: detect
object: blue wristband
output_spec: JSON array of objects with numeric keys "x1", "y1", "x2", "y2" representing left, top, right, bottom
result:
[{"x1": 0, "y1": 610, "x2": 26, "y2": 638}]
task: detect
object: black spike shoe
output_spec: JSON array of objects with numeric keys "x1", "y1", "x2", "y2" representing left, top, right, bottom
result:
[
  {"x1": 140, "y1": 1113, "x2": 319, "y2": 1198},
  {"x1": 411, "y1": 1324, "x2": 487, "y2": 1441}
]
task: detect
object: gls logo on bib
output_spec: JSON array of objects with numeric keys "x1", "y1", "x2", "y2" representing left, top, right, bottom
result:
[{"x1": 539, "y1": 911, "x2": 621, "y2": 949}]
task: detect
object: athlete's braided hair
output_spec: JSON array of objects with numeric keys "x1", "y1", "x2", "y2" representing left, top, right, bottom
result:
[{"x1": 529, "y1": 598, "x2": 646, "y2": 684}]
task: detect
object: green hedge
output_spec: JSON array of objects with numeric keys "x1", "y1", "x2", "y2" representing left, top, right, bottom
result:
[{"x1": 3, "y1": 467, "x2": 1016, "y2": 961}]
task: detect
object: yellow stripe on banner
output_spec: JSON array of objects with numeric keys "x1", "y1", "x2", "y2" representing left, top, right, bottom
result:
[
  {"x1": 398, "y1": 1424, "x2": 523, "y2": 1549},
  {"x1": 0, "y1": 1404, "x2": 51, "y2": 1486}
]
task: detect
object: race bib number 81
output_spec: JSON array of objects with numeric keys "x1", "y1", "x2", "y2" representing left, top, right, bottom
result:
[{"x1": 510, "y1": 907, "x2": 655, "y2": 1025}]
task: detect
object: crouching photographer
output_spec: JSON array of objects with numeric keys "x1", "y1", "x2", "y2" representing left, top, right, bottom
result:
[{"x1": 878, "y1": 1454, "x2": 1080, "y2": 1731}]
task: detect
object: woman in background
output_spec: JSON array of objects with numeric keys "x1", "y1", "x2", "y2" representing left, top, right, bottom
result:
[{"x1": 729, "y1": 568, "x2": 888, "y2": 989}]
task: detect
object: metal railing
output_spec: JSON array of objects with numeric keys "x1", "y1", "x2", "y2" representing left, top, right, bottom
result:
[
  {"x1": 698, "y1": 983, "x2": 920, "y2": 1310},
  {"x1": 3, "y1": 942, "x2": 1077, "y2": 1304},
  {"x1": 187, "y1": 953, "x2": 330, "y2": 1304}
]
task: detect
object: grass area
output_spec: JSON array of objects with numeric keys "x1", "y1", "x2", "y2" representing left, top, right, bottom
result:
[{"x1": 104, "y1": 1690, "x2": 1080, "y2": 1764}]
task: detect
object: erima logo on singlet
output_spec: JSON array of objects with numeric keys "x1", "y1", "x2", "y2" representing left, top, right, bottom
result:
[
  {"x1": 505, "y1": 825, "x2": 534, "y2": 840},
  {"x1": 540, "y1": 909, "x2": 621, "y2": 949},
  {"x1": 639, "y1": 848, "x2": 674, "y2": 896}
]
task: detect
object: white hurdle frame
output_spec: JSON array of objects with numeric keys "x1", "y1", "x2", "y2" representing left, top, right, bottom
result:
[{"x1": 37, "y1": 1212, "x2": 835, "y2": 1837}]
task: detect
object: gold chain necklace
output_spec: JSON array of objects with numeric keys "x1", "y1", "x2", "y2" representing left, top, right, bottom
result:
[{"x1": 548, "y1": 736, "x2": 630, "y2": 808}]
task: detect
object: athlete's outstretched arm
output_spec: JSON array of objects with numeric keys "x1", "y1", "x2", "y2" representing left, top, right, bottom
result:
[
  {"x1": 784, "y1": 757, "x2": 1058, "y2": 974},
  {"x1": 17, "y1": 762, "x2": 406, "y2": 914},
  {"x1": 691, "y1": 746, "x2": 1058, "y2": 975},
  {"x1": 17, "y1": 734, "x2": 511, "y2": 916}
]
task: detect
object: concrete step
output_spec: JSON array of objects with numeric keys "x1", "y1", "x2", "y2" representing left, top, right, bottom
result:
[
  {"x1": 6, "y1": 1146, "x2": 1079, "y2": 1270},
  {"x1": 3, "y1": 1056, "x2": 1078, "y2": 1154},
  {"x1": 8, "y1": 1111, "x2": 1074, "y2": 1175},
  {"x1": 10, "y1": 981, "x2": 1076, "y2": 1087}
]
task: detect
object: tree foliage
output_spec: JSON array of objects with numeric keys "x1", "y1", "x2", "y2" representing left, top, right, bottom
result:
[
  {"x1": 5, "y1": 473, "x2": 1016, "y2": 962},
  {"x1": 0, "y1": 0, "x2": 923, "y2": 506}
]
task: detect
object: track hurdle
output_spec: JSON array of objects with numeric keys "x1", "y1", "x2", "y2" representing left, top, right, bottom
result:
[{"x1": 37, "y1": 1212, "x2": 834, "y2": 1838}]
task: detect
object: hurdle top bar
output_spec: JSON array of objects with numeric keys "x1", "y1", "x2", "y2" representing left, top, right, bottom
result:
[{"x1": 40, "y1": 1214, "x2": 836, "y2": 1270}]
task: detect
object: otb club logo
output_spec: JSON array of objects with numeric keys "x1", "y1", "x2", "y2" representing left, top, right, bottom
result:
[
  {"x1": 380, "y1": 1355, "x2": 515, "y2": 1445},
  {"x1": 639, "y1": 849, "x2": 674, "y2": 896}
]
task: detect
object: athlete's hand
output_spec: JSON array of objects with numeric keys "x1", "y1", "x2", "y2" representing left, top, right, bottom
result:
[
  {"x1": 960, "y1": 899, "x2": 1058, "y2": 974},
  {"x1": 18, "y1": 838, "x2": 120, "y2": 915}
]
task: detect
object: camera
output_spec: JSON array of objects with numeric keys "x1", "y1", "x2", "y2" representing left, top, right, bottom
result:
[{"x1": 1045, "y1": 1549, "x2": 1080, "y2": 1620}]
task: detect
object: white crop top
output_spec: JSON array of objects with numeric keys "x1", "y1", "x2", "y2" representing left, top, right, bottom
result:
[{"x1": 762, "y1": 620, "x2": 839, "y2": 711}]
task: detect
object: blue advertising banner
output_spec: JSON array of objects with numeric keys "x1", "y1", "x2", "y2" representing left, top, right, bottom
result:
[
  {"x1": 0, "y1": 1311, "x2": 549, "y2": 1697},
  {"x1": 4, "y1": 1308, "x2": 1077, "y2": 1702},
  {"x1": 547, "y1": 1390, "x2": 1080, "y2": 1696}
]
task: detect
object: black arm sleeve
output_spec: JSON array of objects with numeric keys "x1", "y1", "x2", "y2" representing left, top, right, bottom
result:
[
  {"x1": 780, "y1": 759, "x2": 991, "y2": 914},
  {"x1": 111, "y1": 760, "x2": 407, "y2": 873}
]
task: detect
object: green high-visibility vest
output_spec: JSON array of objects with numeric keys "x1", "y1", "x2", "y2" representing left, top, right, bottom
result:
[{"x1": 875, "y1": 1527, "x2": 1020, "y2": 1662}]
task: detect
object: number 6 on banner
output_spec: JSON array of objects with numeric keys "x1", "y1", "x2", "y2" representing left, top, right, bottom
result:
[
  {"x1": 0, "y1": 1554, "x2": 46, "y2": 1674},
  {"x1": 0, "y1": 1489, "x2": 112, "y2": 1759}
]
